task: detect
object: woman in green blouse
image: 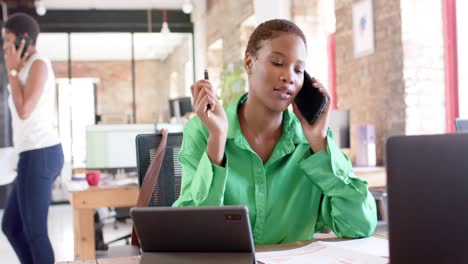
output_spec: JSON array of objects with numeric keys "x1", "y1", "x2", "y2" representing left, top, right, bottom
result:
[{"x1": 173, "y1": 19, "x2": 377, "y2": 245}]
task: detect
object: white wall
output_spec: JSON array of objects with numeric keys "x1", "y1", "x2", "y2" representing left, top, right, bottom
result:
[{"x1": 457, "y1": 0, "x2": 468, "y2": 118}]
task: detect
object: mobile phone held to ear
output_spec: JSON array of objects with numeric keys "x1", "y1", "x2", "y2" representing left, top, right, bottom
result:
[
  {"x1": 294, "y1": 71, "x2": 327, "y2": 124},
  {"x1": 15, "y1": 34, "x2": 31, "y2": 58}
]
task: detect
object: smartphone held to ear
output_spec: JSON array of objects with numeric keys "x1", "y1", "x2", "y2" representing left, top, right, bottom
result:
[
  {"x1": 294, "y1": 71, "x2": 327, "y2": 124},
  {"x1": 15, "y1": 34, "x2": 31, "y2": 58}
]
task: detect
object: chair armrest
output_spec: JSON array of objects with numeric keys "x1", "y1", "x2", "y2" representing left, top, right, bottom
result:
[{"x1": 107, "y1": 245, "x2": 141, "y2": 258}]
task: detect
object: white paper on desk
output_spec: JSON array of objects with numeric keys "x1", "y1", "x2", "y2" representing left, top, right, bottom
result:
[
  {"x1": 321, "y1": 236, "x2": 389, "y2": 258},
  {"x1": 0, "y1": 147, "x2": 18, "y2": 185},
  {"x1": 256, "y1": 241, "x2": 388, "y2": 264}
]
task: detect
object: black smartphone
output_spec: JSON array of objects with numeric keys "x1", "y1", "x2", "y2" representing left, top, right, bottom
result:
[
  {"x1": 294, "y1": 71, "x2": 327, "y2": 124},
  {"x1": 15, "y1": 34, "x2": 31, "y2": 58}
]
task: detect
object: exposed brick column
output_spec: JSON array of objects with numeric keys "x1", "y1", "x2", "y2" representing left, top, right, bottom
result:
[
  {"x1": 335, "y1": 0, "x2": 405, "y2": 165},
  {"x1": 206, "y1": 0, "x2": 254, "y2": 65}
]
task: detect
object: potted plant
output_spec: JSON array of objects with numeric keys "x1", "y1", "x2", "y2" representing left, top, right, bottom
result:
[{"x1": 219, "y1": 61, "x2": 246, "y2": 107}]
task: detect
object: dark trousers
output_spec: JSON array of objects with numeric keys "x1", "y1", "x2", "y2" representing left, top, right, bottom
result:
[{"x1": 1, "y1": 144, "x2": 64, "y2": 264}]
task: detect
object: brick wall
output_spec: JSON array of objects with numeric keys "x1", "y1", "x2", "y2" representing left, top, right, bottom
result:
[
  {"x1": 206, "y1": 0, "x2": 254, "y2": 65},
  {"x1": 335, "y1": 0, "x2": 405, "y2": 165},
  {"x1": 291, "y1": 0, "x2": 332, "y2": 92},
  {"x1": 164, "y1": 35, "x2": 192, "y2": 98},
  {"x1": 401, "y1": 0, "x2": 445, "y2": 134},
  {"x1": 53, "y1": 60, "x2": 135, "y2": 124},
  {"x1": 135, "y1": 60, "x2": 165, "y2": 123},
  {"x1": 292, "y1": 0, "x2": 319, "y2": 47},
  {"x1": 52, "y1": 36, "x2": 190, "y2": 124}
]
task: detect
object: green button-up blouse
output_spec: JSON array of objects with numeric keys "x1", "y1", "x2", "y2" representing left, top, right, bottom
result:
[{"x1": 173, "y1": 94, "x2": 377, "y2": 245}]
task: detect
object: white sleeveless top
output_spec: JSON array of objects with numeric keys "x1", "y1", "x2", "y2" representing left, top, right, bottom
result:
[{"x1": 8, "y1": 53, "x2": 60, "y2": 153}]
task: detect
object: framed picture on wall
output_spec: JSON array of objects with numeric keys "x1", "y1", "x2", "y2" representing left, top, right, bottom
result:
[{"x1": 352, "y1": 0, "x2": 375, "y2": 57}]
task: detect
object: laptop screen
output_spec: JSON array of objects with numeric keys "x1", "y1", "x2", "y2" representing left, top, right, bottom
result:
[
  {"x1": 386, "y1": 133, "x2": 468, "y2": 263},
  {"x1": 131, "y1": 206, "x2": 255, "y2": 254}
]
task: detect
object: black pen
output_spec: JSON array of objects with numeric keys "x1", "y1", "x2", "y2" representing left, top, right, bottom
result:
[{"x1": 204, "y1": 69, "x2": 211, "y2": 118}]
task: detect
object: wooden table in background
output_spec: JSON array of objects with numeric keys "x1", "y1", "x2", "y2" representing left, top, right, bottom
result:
[
  {"x1": 353, "y1": 166, "x2": 386, "y2": 188},
  {"x1": 67, "y1": 181, "x2": 139, "y2": 260}
]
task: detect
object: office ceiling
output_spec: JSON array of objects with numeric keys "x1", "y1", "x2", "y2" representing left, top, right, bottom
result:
[
  {"x1": 2, "y1": 0, "x2": 186, "y2": 10},
  {"x1": 2, "y1": 0, "x2": 193, "y2": 61},
  {"x1": 36, "y1": 32, "x2": 189, "y2": 61},
  {"x1": 40, "y1": 0, "x2": 186, "y2": 10}
]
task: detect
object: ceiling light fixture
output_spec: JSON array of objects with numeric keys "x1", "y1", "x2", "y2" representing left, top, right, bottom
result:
[
  {"x1": 182, "y1": 0, "x2": 193, "y2": 14},
  {"x1": 161, "y1": 10, "x2": 170, "y2": 35},
  {"x1": 35, "y1": 0, "x2": 47, "y2": 16}
]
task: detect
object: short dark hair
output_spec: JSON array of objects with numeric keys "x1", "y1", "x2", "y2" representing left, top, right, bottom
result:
[
  {"x1": 4, "y1": 13, "x2": 40, "y2": 45},
  {"x1": 245, "y1": 19, "x2": 307, "y2": 57}
]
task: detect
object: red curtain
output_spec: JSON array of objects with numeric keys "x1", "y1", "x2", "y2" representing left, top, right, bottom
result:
[
  {"x1": 443, "y1": 0, "x2": 459, "y2": 132},
  {"x1": 327, "y1": 33, "x2": 337, "y2": 109}
]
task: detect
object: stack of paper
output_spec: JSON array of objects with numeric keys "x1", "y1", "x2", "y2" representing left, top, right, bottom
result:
[{"x1": 256, "y1": 237, "x2": 389, "y2": 264}]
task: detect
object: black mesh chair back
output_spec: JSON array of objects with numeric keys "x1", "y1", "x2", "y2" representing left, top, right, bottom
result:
[{"x1": 135, "y1": 132, "x2": 183, "y2": 207}]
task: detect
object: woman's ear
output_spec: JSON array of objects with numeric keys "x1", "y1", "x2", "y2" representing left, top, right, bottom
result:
[{"x1": 244, "y1": 52, "x2": 253, "y2": 74}]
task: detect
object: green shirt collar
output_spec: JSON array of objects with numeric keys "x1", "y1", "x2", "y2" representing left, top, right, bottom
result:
[{"x1": 225, "y1": 93, "x2": 308, "y2": 145}]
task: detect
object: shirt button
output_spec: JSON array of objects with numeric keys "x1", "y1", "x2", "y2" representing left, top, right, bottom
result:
[
  {"x1": 258, "y1": 210, "x2": 264, "y2": 218},
  {"x1": 337, "y1": 169, "x2": 344, "y2": 176},
  {"x1": 196, "y1": 192, "x2": 203, "y2": 200}
]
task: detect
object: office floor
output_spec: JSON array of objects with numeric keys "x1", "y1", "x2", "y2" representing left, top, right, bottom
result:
[{"x1": 0, "y1": 204, "x2": 132, "y2": 263}]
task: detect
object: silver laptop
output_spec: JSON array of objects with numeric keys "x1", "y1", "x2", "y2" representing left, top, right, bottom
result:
[
  {"x1": 386, "y1": 133, "x2": 468, "y2": 263},
  {"x1": 131, "y1": 206, "x2": 255, "y2": 264}
]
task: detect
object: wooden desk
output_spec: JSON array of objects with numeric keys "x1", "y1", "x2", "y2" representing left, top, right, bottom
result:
[
  {"x1": 67, "y1": 181, "x2": 139, "y2": 260},
  {"x1": 57, "y1": 233, "x2": 388, "y2": 263}
]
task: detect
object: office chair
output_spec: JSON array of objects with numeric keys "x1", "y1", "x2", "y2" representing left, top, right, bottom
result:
[
  {"x1": 107, "y1": 130, "x2": 183, "y2": 257},
  {"x1": 135, "y1": 132, "x2": 183, "y2": 208}
]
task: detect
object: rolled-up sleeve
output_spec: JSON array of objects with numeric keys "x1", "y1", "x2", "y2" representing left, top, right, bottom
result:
[
  {"x1": 298, "y1": 129, "x2": 377, "y2": 238},
  {"x1": 172, "y1": 120, "x2": 229, "y2": 207}
]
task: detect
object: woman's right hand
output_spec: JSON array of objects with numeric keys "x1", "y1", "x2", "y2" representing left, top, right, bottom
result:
[{"x1": 191, "y1": 80, "x2": 228, "y2": 165}]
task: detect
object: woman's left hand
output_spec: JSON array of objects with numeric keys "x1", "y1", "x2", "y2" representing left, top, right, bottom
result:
[
  {"x1": 3, "y1": 39, "x2": 28, "y2": 72},
  {"x1": 292, "y1": 77, "x2": 332, "y2": 153}
]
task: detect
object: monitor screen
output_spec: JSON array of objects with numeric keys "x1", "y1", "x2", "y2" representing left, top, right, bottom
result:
[
  {"x1": 86, "y1": 124, "x2": 156, "y2": 169},
  {"x1": 169, "y1": 97, "x2": 193, "y2": 118}
]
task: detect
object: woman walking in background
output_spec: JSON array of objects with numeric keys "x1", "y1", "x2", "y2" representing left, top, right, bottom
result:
[{"x1": 1, "y1": 13, "x2": 63, "y2": 263}]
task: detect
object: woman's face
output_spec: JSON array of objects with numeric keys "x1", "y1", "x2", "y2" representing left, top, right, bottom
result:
[
  {"x1": 2, "y1": 31, "x2": 17, "y2": 50},
  {"x1": 245, "y1": 32, "x2": 307, "y2": 113}
]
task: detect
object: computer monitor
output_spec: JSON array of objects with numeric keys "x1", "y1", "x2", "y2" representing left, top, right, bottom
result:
[
  {"x1": 329, "y1": 109, "x2": 350, "y2": 148},
  {"x1": 454, "y1": 118, "x2": 468, "y2": 133},
  {"x1": 169, "y1": 97, "x2": 193, "y2": 118},
  {"x1": 86, "y1": 124, "x2": 156, "y2": 169},
  {"x1": 386, "y1": 133, "x2": 468, "y2": 263}
]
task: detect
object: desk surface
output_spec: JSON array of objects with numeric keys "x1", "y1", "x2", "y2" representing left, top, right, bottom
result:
[
  {"x1": 57, "y1": 233, "x2": 388, "y2": 263},
  {"x1": 66, "y1": 168, "x2": 385, "y2": 261}
]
